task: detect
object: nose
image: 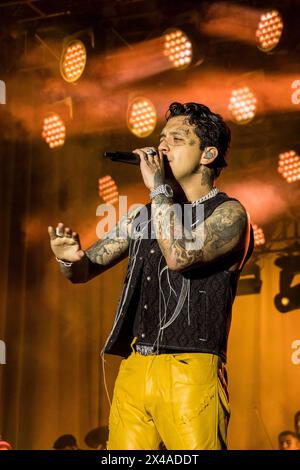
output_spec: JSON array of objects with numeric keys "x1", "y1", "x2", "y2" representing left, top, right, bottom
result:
[{"x1": 158, "y1": 137, "x2": 169, "y2": 154}]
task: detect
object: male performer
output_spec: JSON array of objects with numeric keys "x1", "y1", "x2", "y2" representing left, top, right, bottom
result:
[{"x1": 48, "y1": 102, "x2": 253, "y2": 450}]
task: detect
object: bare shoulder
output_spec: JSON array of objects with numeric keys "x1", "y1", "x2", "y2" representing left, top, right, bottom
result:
[
  {"x1": 193, "y1": 199, "x2": 248, "y2": 234},
  {"x1": 189, "y1": 199, "x2": 249, "y2": 264},
  {"x1": 207, "y1": 199, "x2": 248, "y2": 239},
  {"x1": 210, "y1": 199, "x2": 248, "y2": 224}
]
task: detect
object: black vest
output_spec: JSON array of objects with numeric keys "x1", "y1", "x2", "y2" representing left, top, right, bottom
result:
[{"x1": 102, "y1": 192, "x2": 253, "y2": 362}]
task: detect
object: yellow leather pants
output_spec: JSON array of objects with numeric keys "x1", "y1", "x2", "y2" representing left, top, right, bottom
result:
[{"x1": 107, "y1": 349, "x2": 230, "y2": 450}]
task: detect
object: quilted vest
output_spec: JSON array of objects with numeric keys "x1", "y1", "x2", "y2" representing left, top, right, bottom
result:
[{"x1": 102, "y1": 192, "x2": 253, "y2": 362}]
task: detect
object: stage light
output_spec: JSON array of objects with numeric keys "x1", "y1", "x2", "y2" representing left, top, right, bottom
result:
[
  {"x1": 256, "y1": 10, "x2": 283, "y2": 52},
  {"x1": 228, "y1": 86, "x2": 257, "y2": 124},
  {"x1": 277, "y1": 150, "x2": 300, "y2": 183},
  {"x1": 237, "y1": 262, "x2": 262, "y2": 296},
  {"x1": 98, "y1": 176, "x2": 119, "y2": 205},
  {"x1": 60, "y1": 39, "x2": 87, "y2": 83},
  {"x1": 163, "y1": 28, "x2": 193, "y2": 70},
  {"x1": 274, "y1": 252, "x2": 300, "y2": 313},
  {"x1": 42, "y1": 113, "x2": 66, "y2": 149},
  {"x1": 274, "y1": 288, "x2": 300, "y2": 313},
  {"x1": 127, "y1": 97, "x2": 157, "y2": 138},
  {"x1": 253, "y1": 224, "x2": 266, "y2": 247}
]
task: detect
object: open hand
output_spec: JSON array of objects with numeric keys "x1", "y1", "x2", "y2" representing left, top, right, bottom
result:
[{"x1": 48, "y1": 222, "x2": 85, "y2": 262}]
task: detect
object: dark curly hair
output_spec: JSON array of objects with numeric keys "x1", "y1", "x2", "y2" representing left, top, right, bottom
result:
[{"x1": 166, "y1": 102, "x2": 231, "y2": 178}]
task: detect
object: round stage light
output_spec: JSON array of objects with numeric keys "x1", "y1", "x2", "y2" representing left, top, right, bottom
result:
[
  {"x1": 163, "y1": 28, "x2": 193, "y2": 70},
  {"x1": 60, "y1": 39, "x2": 87, "y2": 83},
  {"x1": 42, "y1": 113, "x2": 66, "y2": 149},
  {"x1": 278, "y1": 150, "x2": 300, "y2": 183},
  {"x1": 274, "y1": 293, "x2": 293, "y2": 313},
  {"x1": 256, "y1": 10, "x2": 283, "y2": 52},
  {"x1": 228, "y1": 87, "x2": 257, "y2": 124},
  {"x1": 281, "y1": 297, "x2": 290, "y2": 307},
  {"x1": 253, "y1": 224, "x2": 265, "y2": 247},
  {"x1": 127, "y1": 97, "x2": 157, "y2": 138},
  {"x1": 98, "y1": 175, "x2": 119, "y2": 205}
]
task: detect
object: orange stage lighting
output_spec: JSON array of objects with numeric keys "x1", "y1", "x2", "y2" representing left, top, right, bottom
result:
[
  {"x1": 127, "y1": 97, "x2": 157, "y2": 138},
  {"x1": 255, "y1": 10, "x2": 283, "y2": 52},
  {"x1": 60, "y1": 39, "x2": 87, "y2": 83},
  {"x1": 228, "y1": 86, "x2": 257, "y2": 124},
  {"x1": 42, "y1": 113, "x2": 66, "y2": 149},
  {"x1": 163, "y1": 28, "x2": 193, "y2": 70},
  {"x1": 200, "y1": 3, "x2": 285, "y2": 50},
  {"x1": 98, "y1": 176, "x2": 119, "y2": 205},
  {"x1": 253, "y1": 224, "x2": 266, "y2": 247},
  {"x1": 278, "y1": 150, "x2": 300, "y2": 184}
]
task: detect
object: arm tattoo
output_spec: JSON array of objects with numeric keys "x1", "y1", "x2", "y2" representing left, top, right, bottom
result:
[
  {"x1": 60, "y1": 208, "x2": 139, "y2": 283},
  {"x1": 85, "y1": 209, "x2": 140, "y2": 266},
  {"x1": 151, "y1": 195, "x2": 247, "y2": 271},
  {"x1": 60, "y1": 207, "x2": 141, "y2": 283},
  {"x1": 154, "y1": 168, "x2": 164, "y2": 189}
]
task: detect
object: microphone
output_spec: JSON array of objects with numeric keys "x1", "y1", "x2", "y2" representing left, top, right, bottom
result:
[{"x1": 103, "y1": 151, "x2": 140, "y2": 165}]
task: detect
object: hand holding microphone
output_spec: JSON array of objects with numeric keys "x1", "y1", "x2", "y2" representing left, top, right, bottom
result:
[
  {"x1": 103, "y1": 149, "x2": 184, "y2": 201},
  {"x1": 133, "y1": 147, "x2": 165, "y2": 191}
]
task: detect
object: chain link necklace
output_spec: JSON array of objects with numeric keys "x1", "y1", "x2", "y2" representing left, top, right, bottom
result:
[{"x1": 191, "y1": 187, "x2": 220, "y2": 207}]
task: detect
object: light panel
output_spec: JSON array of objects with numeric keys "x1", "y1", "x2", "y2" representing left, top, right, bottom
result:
[
  {"x1": 60, "y1": 39, "x2": 87, "y2": 83},
  {"x1": 228, "y1": 86, "x2": 257, "y2": 124},
  {"x1": 256, "y1": 10, "x2": 283, "y2": 52},
  {"x1": 127, "y1": 97, "x2": 157, "y2": 138},
  {"x1": 278, "y1": 150, "x2": 300, "y2": 183},
  {"x1": 98, "y1": 175, "x2": 119, "y2": 205},
  {"x1": 163, "y1": 28, "x2": 193, "y2": 70},
  {"x1": 42, "y1": 113, "x2": 66, "y2": 149}
]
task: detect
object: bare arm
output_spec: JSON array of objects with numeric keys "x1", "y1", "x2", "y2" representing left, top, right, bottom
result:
[
  {"x1": 151, "y1": 196, "x2": 248, "y2": 271},
  {"x1": 48, "y1": 206, "x2": 142, "y2": 283}
]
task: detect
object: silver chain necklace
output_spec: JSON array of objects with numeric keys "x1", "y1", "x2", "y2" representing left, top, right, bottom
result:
[{"x1": 191, "y1": 187, "x2": 220, "y2": 207}]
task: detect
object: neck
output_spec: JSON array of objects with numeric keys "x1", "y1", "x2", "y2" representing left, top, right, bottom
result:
[{"x1": 178, "y1": 167, "x2": 215, "y2": 203}]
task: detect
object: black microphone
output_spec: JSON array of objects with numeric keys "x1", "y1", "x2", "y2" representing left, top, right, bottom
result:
[{"x1": 103, "y1": 151, "x2": 141, "y2": 165}]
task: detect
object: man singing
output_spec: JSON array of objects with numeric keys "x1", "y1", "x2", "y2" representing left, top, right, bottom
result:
[{"x1": 48, "y1": 102, "x2": 253, "y2": 450}]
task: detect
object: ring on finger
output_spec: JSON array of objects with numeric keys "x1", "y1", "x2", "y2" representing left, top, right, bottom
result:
[{"x1": 145, "y1": 148, "x2": 156, "y2": 156}]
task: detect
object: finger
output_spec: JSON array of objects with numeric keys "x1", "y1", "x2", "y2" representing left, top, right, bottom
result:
[
  {"x1": 133, "y1": 149, "x2": 147, "y2": 162},
  {"x1": 156, "y1": 155, "x2": 164, "y2": 172},
  {"x1": 48, "y1": 226, "x2": 56, "y2": 240},
  {"x1": 148, "y1": 152, "x2": 160, "y2": 168},
  {"x1": 134, "y1": 148, "x2": 156, "y2": 157},
  {"x1": 138, "y1": 152, "x2": 149, "y2": 168},
  {"x1": 72, "y1": 232, "x2": 81, "y2": 245},
  {"x1": 151, "y1": 151, "x2": 160, "y2": 163},
  {"x1": 148, "y1": 148, "x2": 157, "y2": 156},
  {"x1": 145, "y1": 149, "x2": 159, "y2": 166},
  {"x1": 64, "y1": 227, "x2": 72, "y2": 237},
  {"x1": 56, "y1": 222, "x2": 65, "y2": 236}
]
